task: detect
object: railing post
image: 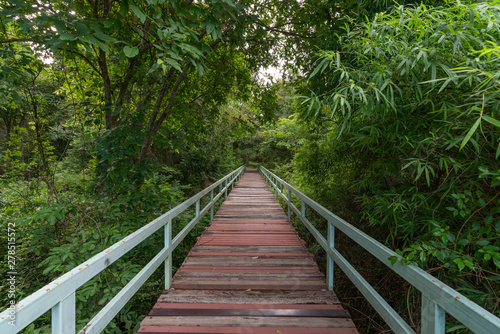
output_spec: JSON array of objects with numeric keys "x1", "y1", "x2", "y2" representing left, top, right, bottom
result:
[
  {"x1": 165, "y1": 218, "x2": 172, "y2": 289},
  {"x1": 224, "y1": 179, "x2": 227, "y2": 199},
  {"x1": 210, "y1": 189, "x2": 214, "y2": 221},
  {"x1": 288, "y1": 189, "x2": 292, "y2": 222},
  {"x1": 327, "y1": 219, "x2": 335, "y2": 291},
  {"x1": 301, "y1": 200, "x2": 306, "y2": 218},
  {"x1": 52, "y1": 291, "x2": 75, "y2": 334},
  {"x1": 421, "y1": 294, "x2": 445, "y2": 334},
  {"x1": 274, "y1": 181, "x2": 278, "y2": 200},
  {"x1": 196, "y1": 199, "x2": 200, "y2": 217}
]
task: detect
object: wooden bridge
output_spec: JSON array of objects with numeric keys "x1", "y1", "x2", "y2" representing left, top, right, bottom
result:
[
  {"x1": 137, "y1": 169, "x2": 357, "y2": 333},
  {"x1": 1, "y1": 166, "x2": 500, "y2": 334}
]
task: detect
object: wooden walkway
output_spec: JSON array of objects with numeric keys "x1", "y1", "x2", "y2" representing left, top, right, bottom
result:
[{"x1": 137, "y1": 169, "x2": 358, "y2": 333}]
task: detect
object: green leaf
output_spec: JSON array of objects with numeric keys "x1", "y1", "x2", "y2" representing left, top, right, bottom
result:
[
  {"x1": 446, "y1": 324, "x2": 466, "y2": 332},
  {"x1": 42, "y1": 265, "x2": 55, "y2": 275},
  {"x1": 463, "y1": 259, "x2": 474, "y2": 270},
  {"x1": 276, "y1": 274, "x2": 288, "y2": 278},
  {"x1": 147, "y1": 63, "x2": 159, "y2": 75},
  {"x1": 454, "y1": 258, "x2": 465, "y2": 271},
  {"x1": 165, "y1": 58, "x2": 182, "y2": 71},
  {"x1": 129, "y1": 1, "x2": 146, "y2": 23},
  {"x1": 94, "y1": 32, "x2": 117, "y2": 42},
  {"x1": 120, "y1": 1, "x2": 129, "y2": 17},
  {"x1": 483, "y1": 115, "x2": 500, "y2": 127},
  {"x1": 419, "y1": 251, "x2": 427, "y2": 262},
  {"x1": 76, "y1": 22, "x2": 89, "y2": 36},
  {"x1": 53, "y1": 19, "x2": 66, "y2": 34},
  {"x1": 493, "y1": 257, "x2": 500, "y2": 269},
  {"x1": 460, "y1": 118, "x2": 481, "y2": 150},
  {"x1": 85, "y1": 35, "x2": 110, "y2": 54},
  {"x1": 206, "y1": 21, "x2": 215, "y2": 35},
  {"x1": 476, "y1": 240, "x2": 490, "y2": 246},
  {"x1": 60, "y1": 33, "x2": 77, "y2": 41},
  {"x1": 123, "y1": 46, "x2": 139, "y2": 58}
]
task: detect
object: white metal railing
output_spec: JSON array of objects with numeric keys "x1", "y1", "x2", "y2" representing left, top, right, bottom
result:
[
  {"x1": 259, "y1": 165, "x2": 500, "y2": 334},
  {"x1": 0, "y1": 165, "x2": 245, "y2": 334}
]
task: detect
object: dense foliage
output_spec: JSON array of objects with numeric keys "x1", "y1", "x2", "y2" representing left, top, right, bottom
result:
[
  {"x1": 2, "y1": 0, "x2": 500, "y2": 333},
  {"x1": 304, "y1": 0, "x2": 500, "y2": 298}
]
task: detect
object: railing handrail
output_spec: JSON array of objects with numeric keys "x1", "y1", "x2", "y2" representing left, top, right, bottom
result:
[
  {"x1": 258, "y1": 165, "x2": 500, "y2": 334},
  {"x1": 0, "y1": 165, "x2": 245, "y2": 334}
]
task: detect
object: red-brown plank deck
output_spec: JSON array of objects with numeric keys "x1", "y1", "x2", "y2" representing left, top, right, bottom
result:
[{"x1": 137, "y1": 169, "x2": 358, "y2": 334}]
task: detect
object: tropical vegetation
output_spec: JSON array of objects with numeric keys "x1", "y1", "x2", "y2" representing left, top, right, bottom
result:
[{"x1": 1, "y1": 0, "x2": 499, "y2": 333}]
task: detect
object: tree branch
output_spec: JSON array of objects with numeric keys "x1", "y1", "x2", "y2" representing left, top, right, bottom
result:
[
  {"x1": 0, "y1": 38, "x2": 32, "y2": 44},
  {"x1": 64, "y1": 49, "x2": 102, "y2": 76},
  {"x1": 256, "y1": 20, "x2": 316, "y2": 39}
]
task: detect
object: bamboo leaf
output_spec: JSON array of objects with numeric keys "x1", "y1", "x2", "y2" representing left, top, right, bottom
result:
[
  {"x1": 483, "y1": 115, "x2": 500, "y2": 127},
  {"x1": 460, "y1": 118, "x2": 481, "y2": 150}
]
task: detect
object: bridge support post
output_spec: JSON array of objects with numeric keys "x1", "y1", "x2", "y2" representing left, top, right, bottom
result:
[
  {"x1": 210, "y1": 189, "x2": 214, "y2": 221},
  {"x1": 288, "y1": 189, "x2": 291, "y2": 222},
  {"x1": 165, "y1": 219, "x2": 172, "y2": 289},
  {"x1": 52, "y1": 291, "x2": 75, "y2": 334},
  {"x1": 421, "y1": 294, "x2": 445, "y2": 334},
  {"x1": 327, "y1": 220, "x2": 335, "y2": 291}
]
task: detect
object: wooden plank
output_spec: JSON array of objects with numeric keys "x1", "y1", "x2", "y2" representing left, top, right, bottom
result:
[
  {"x1": 151, "y1": 303, "x2": 343, "y2": 310},
  {"x1": 174, "y1": 272, "x2": 324, "y2": 279},
  {"x1": 189, "y1": 252, "x2": 313, "y2": 257},
  {"x1": 148, "y1": 308, "x2": 350, "y2": 318},
  {"x1": 157, "y1": 290, "x2": 341, "y2": 304},
  {"x1": 206, "y1": 225, "x2": 295, "y2": 231},
  {"x1": 141, "y1": 316, "x2": 356, "y2": 327},
  {"x1": 182, "y1": 257, "x2": 316, "y2": 266},
  {"x1": 171, "y1": 281, "x2": 326, "y2": 291},
  {"x1": 190, "y1": 246, "x2": 307, "y2": 253},
  {"x1": 177, "y1": 265, "x2": 320, "y2": 273},
  {"x1": 138, "y1": 326, "x2": 358, "y2": 333}
]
